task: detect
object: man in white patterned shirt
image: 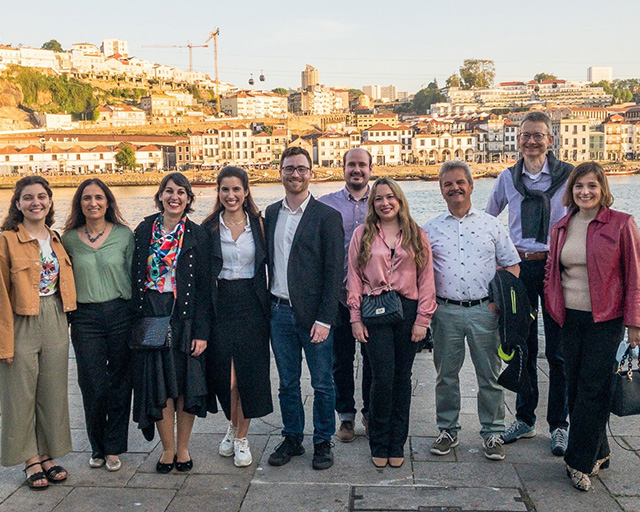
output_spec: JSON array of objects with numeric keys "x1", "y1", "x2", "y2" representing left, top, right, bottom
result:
[{"x1": 423, "y1": 160, "x2": 520, "y2": 461}]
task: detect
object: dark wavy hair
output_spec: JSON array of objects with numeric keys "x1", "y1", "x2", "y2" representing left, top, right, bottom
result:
[
  {"x1": 154, "y1": 172, "x2": 195, "y2": 214},
  {"x1": 1, "y1": 176, "x2": 55, "y2": 231},
  {"x1": 63, "y1": 178, "x2": 128, "y2": 232},
  {"x1": 202, "y1": 166, "x2": 261, "y2": 230}
]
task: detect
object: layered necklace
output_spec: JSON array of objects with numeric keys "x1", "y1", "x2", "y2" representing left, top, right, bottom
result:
[{"x1": 85, "y1": 223, "x2": 107, "y2": 243}]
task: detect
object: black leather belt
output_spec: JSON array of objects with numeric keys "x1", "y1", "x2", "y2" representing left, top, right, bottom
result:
[
  {"x1": 271, "y1": 294, "x2": 291, "y2": 307},
  {"x1": 437, "y1": 296, "x2": 490, "y2": 307},
  {"x1": 518, "y1": 251, "x2": 548, "y2": 261}
]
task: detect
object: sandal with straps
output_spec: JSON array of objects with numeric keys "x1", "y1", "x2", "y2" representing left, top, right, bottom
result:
[
  {"x1": 40, "y1": 457, "x2": 67, "y2": 483},
  {"x1": 23, "y1": 462, "x2": 49, "y2": 491}
]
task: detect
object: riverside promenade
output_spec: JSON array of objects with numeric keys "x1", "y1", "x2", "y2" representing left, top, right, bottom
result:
[{"x1": 0, "y1": 338, "x2": 638, "y2": 511}]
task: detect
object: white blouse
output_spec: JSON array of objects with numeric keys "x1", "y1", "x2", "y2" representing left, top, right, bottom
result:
[{"x1": 219, "y1": 213, "x2": 256, "y2": 280}]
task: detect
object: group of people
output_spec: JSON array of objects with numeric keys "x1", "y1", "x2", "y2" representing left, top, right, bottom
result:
[{"x1": 0, "y1": 112, "x2": 637, "y2": 494}]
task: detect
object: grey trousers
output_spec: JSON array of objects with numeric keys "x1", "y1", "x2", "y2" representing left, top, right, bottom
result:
[
  {"x1": 0, "y1": 295, "x2": 72, "y2": 466},
  {"x1": 431, "y1": 299, "x2": 505, "y2": 439}
]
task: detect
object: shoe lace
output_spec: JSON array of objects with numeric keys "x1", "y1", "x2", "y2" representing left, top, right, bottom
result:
[
  {"x1": 485, "y1": 435, "x2": 504, "y2": 449},
  {"x1": 552, "y1": 428, "x2": 568, "y2": 446},
  {"x1": 235, "y1": 438, "x2": 249, "y2": 453},
  {"x1": 504, "y1": 420, "x2": 525, "y2": 437},
  {"x1": 224, "y1": 424, "x2": 237, "y2": 441},
  {"x1": 436, "y1": 430, "x2": 454, "y2": 444}
]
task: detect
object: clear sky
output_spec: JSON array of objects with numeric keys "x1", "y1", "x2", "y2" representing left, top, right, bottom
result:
[{"x1": 2, "y1": 0, "x2": 638, "y2": 93}]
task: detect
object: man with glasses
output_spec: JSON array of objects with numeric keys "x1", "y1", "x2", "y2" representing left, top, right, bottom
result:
[
  {"x1": 319, "y1": 148, "x2": 373, "y2": 443},
  {"x1": 265, "y1": 146, "x2": 344, "y2": 470},
  {"x1": 486, "y1": 111, "x2": 573, "y2": 456}
]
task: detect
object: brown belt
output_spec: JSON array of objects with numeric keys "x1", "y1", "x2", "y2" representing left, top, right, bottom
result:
[{"x1": 518, "y1": 251, "x2": 548, "y2": 261}]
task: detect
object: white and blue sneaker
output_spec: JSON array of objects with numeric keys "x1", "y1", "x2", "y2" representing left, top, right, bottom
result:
[
  {"x1": 550, "y1": 428, "x2": 568, "y2": 456},
  {"x1": 501, "y1": 420, "x2": 536, "y2": 444}
]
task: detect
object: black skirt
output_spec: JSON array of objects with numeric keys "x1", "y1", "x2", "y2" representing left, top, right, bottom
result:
[
  {"x1": 208, "y1": 278, "x2": 272, "y2": 419},
  {"x1": 132, "y1": 289, "x2": 208, "y2": 437}
]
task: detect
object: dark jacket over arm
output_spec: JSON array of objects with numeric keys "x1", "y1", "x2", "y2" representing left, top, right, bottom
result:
[{"x1": 265, "y1": 195, "x2": 344, "y2": 331}]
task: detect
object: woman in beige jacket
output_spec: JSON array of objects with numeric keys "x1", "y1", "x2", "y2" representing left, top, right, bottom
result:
[{"x1": 0, "y1": 176, "x2": 76, "y2": 490}]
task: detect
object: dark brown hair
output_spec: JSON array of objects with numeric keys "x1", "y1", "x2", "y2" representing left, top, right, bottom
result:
[
  {"x1": 63, "y1": 178, "x2": 127, "y2": 232},
  {"x1": 202, "y1": 166, "x2": 261, "y2": 229},
  {"x1": 280, "y1": 146, "x2": 312, "y2": 169},
  {"x1": 563, "y1": 161, "x2": 614, "y2": 210},
  {"x1": 1, "y1": 176, "x2": 55, "y2": 231},
  {"x1": 154, "y1": 172, "x2": 195, "y2": 214}
]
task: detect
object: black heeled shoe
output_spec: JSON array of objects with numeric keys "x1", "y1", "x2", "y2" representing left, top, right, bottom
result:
[
  {"x1": 156, "y1": 455, "x2": 175, "y2": 474},
  {"x1": 175, "y1": 458, "x2": 193, "y2": 472}
]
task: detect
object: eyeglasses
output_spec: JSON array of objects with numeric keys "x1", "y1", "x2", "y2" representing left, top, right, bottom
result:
[
  {"x1": 520, "y1": 132, "x2": 548, "y2": 142},
  {"x1": 282, "y1": 165, "x2": 311, "y2": 175}
]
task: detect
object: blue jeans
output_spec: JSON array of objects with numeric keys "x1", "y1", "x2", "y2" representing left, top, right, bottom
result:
[{"x1": 270, "y1": 302, "x2": 336, "y2": 444}]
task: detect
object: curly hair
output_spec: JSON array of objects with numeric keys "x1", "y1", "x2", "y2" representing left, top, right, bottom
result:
[
  {"x1": 1, "y1": 176, "x2": 55, "y2": 231},
  {"x1": 357, "y1": 177, "x2": 425, "y2": 270}
]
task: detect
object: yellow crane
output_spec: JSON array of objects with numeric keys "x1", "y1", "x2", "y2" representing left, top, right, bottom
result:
[{"x1": 205, "y1": 28, "x2": 221, "y2": 113}]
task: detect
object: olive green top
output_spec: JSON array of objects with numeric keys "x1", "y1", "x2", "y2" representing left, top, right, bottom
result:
[{"x1": 62, "y1": 224, "x2": 134, "y2": 304}]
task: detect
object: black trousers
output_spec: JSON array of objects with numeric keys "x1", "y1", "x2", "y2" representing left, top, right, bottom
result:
[
  {"x1": 561, "y1": 309, "x2": 624, "y2": 474},
  {"x1": 516, "y1": 259, "x2": 568, "y2": 431},
  {"x1": 71, "y1": 299, "x2": 133, "y2": 458},
  {"x1": 333, "y1": 303, "x2": 371, "y2": 420},
  {"x1": 365, "y1": 297, "x2": 418, "y2": 458}
]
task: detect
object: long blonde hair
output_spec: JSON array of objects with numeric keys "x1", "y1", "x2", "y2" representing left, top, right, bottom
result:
[{"x1": 357, "y1": 177, "x2": 425, "y2": 270}]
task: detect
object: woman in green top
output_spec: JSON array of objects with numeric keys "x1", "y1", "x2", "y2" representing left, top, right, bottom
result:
[{"x1": 62, "y1": 178, "x2": 134, "y2": 473}]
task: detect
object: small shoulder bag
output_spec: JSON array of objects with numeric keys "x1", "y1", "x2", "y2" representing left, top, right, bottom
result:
[
  {"x1": 129, "y1": 300, "x2": 175, "y2": 350},
  {"x1": 360, "y1": 248, "x2": 403, "y2": 326},
  {"x1": 610, "y1": 346, "x2": 640, "y2": 417}
]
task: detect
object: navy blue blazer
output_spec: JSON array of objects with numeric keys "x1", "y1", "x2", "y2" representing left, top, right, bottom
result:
[{"x1": 264, "y1": 195, "x2": 344, "y2": 331}]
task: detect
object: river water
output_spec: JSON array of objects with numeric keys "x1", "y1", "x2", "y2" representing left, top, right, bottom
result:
[{"x1": 1, "y1": 175, "x2": 639, "y2": 229}]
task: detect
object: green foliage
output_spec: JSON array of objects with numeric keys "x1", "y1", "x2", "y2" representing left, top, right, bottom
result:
[
  {"x1": 271, "y1": 87, "x2": 289, "y2": 96},
  {"x1": 109, "y1": 87, "x2": 146, "y2": 101},
  {"x1": 591, "y1": 79, "x2": 640, "y2": 103},
  {"x1": 394, "y1": 80, "x2": 444, "y2": 114},
  {"x1": 8, "y1": 66, "x2": 97, "y2": 117},
  {"x1": 446, "y1": 73, "x2": 461, "y2": 87},
  {"x1": 92, "y1": 108, "x2": 100, "y2": 121},
  {"x1": 168, "y1": 130, "x2": 188, "y2": 136},
  {"x1": 534, "y1": 72, "x2": 558, "y2": 82},
  {"x1": 459, "y1": 59, "x2": 495, "y2": 89},
  {"x1": 42, "y1": 39, "x2": 63, "y2": 52},
  {"x1": 348, "y1": 88, "x2": 363, "y2": 98},
  {"x1": 186, "y1": 84, "x2": 203, "y2": 102},
  {"x1": 115, "y1": 143, "x2": 137, "y2": 170}
]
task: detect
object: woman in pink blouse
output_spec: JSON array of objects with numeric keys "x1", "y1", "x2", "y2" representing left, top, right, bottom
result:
[{"x1": 347, "y1": 178, "x2": 436, "y2": 468}]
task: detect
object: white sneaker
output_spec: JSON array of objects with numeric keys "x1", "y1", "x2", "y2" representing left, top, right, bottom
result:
[
  {"x1": 219, "y1": 423, "x2": 237, "y2": 457},
  {"x1": 234, "y1": 437, "x2": 252, "y2": 467}
]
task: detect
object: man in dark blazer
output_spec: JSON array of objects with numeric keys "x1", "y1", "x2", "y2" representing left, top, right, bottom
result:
[{"x1": 265, "y1": 146, "x2": 344, "y2": 470}]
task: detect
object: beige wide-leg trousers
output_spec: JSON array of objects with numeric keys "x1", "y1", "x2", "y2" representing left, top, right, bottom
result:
[{"x1": 0, "y1": 294, "x2": 72, "y2": 467}]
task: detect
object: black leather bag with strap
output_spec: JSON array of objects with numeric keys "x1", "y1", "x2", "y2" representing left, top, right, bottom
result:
[{"x1": 610, "y1": 347, "x2": 640, "y2": 417}]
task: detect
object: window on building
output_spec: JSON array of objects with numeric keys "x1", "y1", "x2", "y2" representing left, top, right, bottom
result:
[
  {"x1": 29, "y1": 155, "x2": 34, "y2": 161},
  {"x1": 77, "y1": 154, "x2": 81, "y2": 160}
]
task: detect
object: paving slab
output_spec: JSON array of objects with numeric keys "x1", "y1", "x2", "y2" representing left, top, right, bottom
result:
[
  {"x1": 0, "y1": 484, "x2": 71, "y2": 512},
  {"x1": 51, "y1": 487, "x2": 175, "y2": 512},
  {"x1": 241, "y1": 482, "x2": 350, "y2": 512},
  {"x1": 44, "y1": 452, "x2": 147, "y2": 488},
  {"x1": 412, "y1": 461, "x2": 521, "y2": 488},
  {"x1": 351, "y1": 485, "x2": 528, "y2": 511}
]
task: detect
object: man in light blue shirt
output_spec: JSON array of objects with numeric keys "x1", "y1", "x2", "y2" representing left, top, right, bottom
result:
[{"x1": 486, "y1": 111, "x2": 572, "y2": 456}]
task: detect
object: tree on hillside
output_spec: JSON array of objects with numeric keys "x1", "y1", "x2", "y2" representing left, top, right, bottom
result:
[
  {"x1": 534, "y1": 72, "x2": 558, "y2": 82},
  {"x1": 396, "y1": 81, "x2": 444, "y2": 114},
  {"x1": 459, "y1": 59, "x2": 495, "y2": 89},
  {"x1": 349, "y1": 88, "x2": 363, "y2": 98},
  {"x1": 115, "y1": 143, "x2": 137, "y2": 171},
  {"x1": 446, "y1": 73, "x2": 461, "y2": 88},
  {"x1": 271, "y1": 88, "x2": 288, "y2": 96},
  {"x1": 42, "y1": 40, "x2": 63, "y2": 52}
]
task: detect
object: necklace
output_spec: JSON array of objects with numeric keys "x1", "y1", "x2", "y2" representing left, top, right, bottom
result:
[
  {"x1": 85, "y1": 224, "x2": 107, "y2": 243},
  {"x1": 224, "y1": 215, "x2": 247, "y2": 226}
]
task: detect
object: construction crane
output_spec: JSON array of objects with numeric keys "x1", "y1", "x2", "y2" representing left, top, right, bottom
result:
[
  {"x1": 205, "y1": 28, "x2": 221, "y2": 112},
  {"x1": 141, "y1": 42, "x2": 209, "y2": 72}
]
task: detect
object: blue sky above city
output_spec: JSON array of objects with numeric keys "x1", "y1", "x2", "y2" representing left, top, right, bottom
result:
[{"x1": 2, "y1": 0, "x2": 638, "y2": 92}]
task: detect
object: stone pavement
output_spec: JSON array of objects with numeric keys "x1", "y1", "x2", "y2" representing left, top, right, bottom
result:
[{"x1": 1, "y1": 340, "x2": 639, "y2": 512}]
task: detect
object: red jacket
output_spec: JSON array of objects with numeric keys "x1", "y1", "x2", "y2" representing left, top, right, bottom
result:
[{"x1": 544, "y1": 207, "x2": 640, "y2": 328}]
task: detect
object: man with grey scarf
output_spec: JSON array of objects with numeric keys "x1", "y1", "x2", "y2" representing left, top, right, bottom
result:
[{"x1": 486, "y1": 111, "x2": 572, "y2": 456}]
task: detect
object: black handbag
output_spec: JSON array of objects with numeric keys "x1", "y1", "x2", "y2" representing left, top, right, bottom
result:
[
  {"x1": 129, "y1": 301, "x2": 175, "y2": 350},
  {"x1": 610, "y1": 347, "x2": 640, "y2": 417},
  {"x1": 361, "y1": 286, "x2": 404, "y2": 326}
]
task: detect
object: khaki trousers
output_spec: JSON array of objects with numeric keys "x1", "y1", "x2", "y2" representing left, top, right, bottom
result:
[{"x1": 0, "y1": 295, "x2": 72, "y2": 466}]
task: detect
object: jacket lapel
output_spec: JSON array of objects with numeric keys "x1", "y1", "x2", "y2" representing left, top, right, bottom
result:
[{"x1": 290, "y1": 195, "x2": 315, "y2": 253}]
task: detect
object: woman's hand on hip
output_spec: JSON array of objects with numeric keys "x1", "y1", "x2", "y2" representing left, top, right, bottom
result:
[
  {"x1": 0, "y1": 357, "x2": 13, "y2": 365},
  {"x1": 352, "y1": 321, "x2": 369, "y2": 344},
  {"x1": 411, "y1": 324, "x2": 427, "y2": 343},
  {"x1": 628, "y1": 326, "x2": 640, "y2": 348},
  {"x1": 191, "y1": 339, "x2": 207, "y2": 357}
]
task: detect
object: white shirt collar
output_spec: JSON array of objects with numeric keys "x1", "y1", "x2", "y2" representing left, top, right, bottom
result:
[
  {"x1": 219, "y1": 211, "x2": 251, "y2": 231},
  {"x1": 281, "y1": 193, "x2": 312, "y2": 214},
  {"x1": 445, "y1": 205, "x2": 478, "y2": 220},
  {"x1": 522, "y1": 159, "x2": 550, "y2": 181}
]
